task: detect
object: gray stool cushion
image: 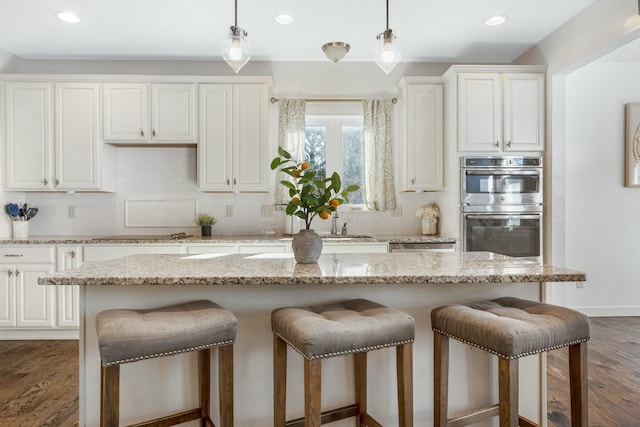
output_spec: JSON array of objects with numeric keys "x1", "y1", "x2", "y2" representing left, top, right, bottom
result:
[
  {"x1": 272, "y1": 298, "x2": 415, "y2": 360},
  {"x1": 96, "y1": 300, "x2": 237, "y2": 367},
  {"x1": 431, "y1": 297, "x2": 590, "y2": 359}
]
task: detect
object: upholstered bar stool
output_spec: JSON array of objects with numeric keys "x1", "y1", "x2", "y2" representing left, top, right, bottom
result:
[
  {"x1": 95, "y1": 300, "x2": 237, "y2": 427},
  {"x1": 272, "y1": 298, "x2": 415, "y2": 427},
  {"x1": 431, "y1": 297, "x2": 590, "y2": 427}
]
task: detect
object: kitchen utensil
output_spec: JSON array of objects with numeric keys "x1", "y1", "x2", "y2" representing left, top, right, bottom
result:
[{"x1": 7, "y1": 203, "x2": 20, "y2": 219}]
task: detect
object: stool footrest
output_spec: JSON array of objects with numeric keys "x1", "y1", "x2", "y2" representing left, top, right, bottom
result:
[
  {"x1": 285, "y1": 404, "x2": 363, "y2": 427},
  {"x1": 126, "y1": 408, "x2": 205, "y2": 427},
  {"x1": 447, "y1": 404, "x2": 499, "y2": 427}
]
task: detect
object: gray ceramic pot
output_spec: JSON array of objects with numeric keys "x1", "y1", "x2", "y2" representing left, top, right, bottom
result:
[{"x1": 292, "y1": 229, "x2": 323, "y2": 263}]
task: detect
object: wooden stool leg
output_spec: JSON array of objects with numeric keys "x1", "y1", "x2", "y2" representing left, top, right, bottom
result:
[
  {"x1": 433, "y1": 332, "x2": 449, "y2": 427},
  {"x1": 498, "y1": 358, "x2": 519, "y2": 427},
  {"x1": 397, "y1": 343, "x2": 414, "y2": 427},
  {"x1": 100, "y1": 364, "x2": 120, "y2": 427},
  {"x1": 273, "y1": 334, "x2": 288, "y2": 427},
  {"x1": 218, "y1": 344, "x2": 234, "y2": 427},
  {"x1": 198, "y1": 349, "x2": 211, "y2": 426},
  {"x1": 304, "y1": 358, "x2": 322, "y2": 427},
  {"x1": 354, "y1": 352, "x2": 367, "y2": 426},
  {"x1": 569, "y1": 342, "x2": 588, "y2": 427}
]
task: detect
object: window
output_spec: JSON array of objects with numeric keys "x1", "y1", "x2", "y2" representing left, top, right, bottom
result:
[{"x1": 305, "y1": 115, "x2": 365, "y2": 207}]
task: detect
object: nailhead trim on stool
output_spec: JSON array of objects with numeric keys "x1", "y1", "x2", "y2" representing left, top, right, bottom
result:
[
  {"x1": 431, "y1": 297, "x2": 590, "y2": 427},
  {"x1": 96, "y1": 300, "x2": 237, "y2": 427},
  {"x1": 272, "y1": 298, "x2": 415, "y2": 427}
]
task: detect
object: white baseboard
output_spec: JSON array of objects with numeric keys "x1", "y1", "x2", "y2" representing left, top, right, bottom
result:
[
  {"x1": 572, "y1": 306, "x2": 640, "y2": 317},
  {"x1": 0, "y1": 329, "x2": 79, "y2": 340}
]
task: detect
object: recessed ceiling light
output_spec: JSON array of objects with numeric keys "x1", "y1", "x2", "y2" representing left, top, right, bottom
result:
[
  {"x1": 274, "y1": 14, "x2": 294, "y2": 25},
  {"x1": 56, "y1": 11, "x2": 80, "y2": 24},
  {"x1": 485, "y1": 15, "x2": 507, "y2": 27}
]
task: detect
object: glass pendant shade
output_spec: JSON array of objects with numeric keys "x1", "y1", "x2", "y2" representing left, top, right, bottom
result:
[
  {"x1": 374, "y1": 29, "x2": 402, "y2": 74},
  {"x1": 221, "y1": 26, "x2": 251, "y2": 73}
]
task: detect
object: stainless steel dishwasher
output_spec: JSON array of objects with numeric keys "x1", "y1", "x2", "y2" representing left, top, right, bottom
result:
[{"x1": 388, "y1": 242, "x2": 456, "y2": 253}]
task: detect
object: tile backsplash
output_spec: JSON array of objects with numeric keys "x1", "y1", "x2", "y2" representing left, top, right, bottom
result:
[{"x1": 19, "y1": 147, "x2": 450, "y2": 237}]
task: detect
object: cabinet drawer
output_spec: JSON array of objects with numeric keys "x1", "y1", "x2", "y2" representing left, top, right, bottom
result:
[
  {"x1": 83, "y1": 245, "x2": 184, "y2": 263},
  {"x1": 0, "y1": 246, "x2": 55, "y2": 264}
]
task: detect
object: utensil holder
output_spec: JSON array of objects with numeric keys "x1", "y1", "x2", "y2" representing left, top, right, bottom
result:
[{"x1": 12, "y1": 221, "x2": 28, "y2": 240}]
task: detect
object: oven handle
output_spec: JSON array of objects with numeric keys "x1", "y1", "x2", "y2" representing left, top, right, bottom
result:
[
  {"x1": 464, "y1": 170, "x2": 541, "y2": 176},
  {"x1": 465, "y1": 214, "x2": 541, "y2": 220}
]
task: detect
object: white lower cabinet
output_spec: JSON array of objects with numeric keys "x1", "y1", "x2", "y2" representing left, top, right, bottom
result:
[
  {"x1": 57, "y1": 246, "x2": 81, "y2": 328},
  {"x1": 322, "y1": 242, "x2": 389, "y2": 254}
]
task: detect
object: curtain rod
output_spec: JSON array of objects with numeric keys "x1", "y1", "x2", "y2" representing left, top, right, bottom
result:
[{"x1": 270, "y1": 96, "x2": 398, "y2": 104}]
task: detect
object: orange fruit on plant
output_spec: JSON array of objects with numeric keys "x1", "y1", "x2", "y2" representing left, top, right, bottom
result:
[
  {"x1": 300, "y1": 161, "x2": 309, "y2": 170},
  {"x1": 318, "y1": 211, "x2": 330, "y2": 220},
  {"x1": 330, "y1": 199, "x2": 340, "y2": 208},
  {"x1": 292, "y1": 197, "x2": 300, "y2": 203},
  {"x1": 291, "y1": 169, "x2": 300, "y2": 178}
]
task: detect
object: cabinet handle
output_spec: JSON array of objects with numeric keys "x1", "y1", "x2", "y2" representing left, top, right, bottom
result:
[
  {"x1": 4, "y1": 254, "x2": 23, "y2": 257},
  {"x1": 7, "y1": 270, "x2": 12, "y2": 277},
  {"x1": 15, "y1": 269, "x2": 20, "y2": 277},
  {"x1": 226, "y1": 178, "x2": 230, "y2": 186},
  {"x1": 506, "y1": 140, "x2": 512, "y2": 148},
  {"x1": 140, "y1": 130, "x2": 144, "y2": 137},
  {"x1": 43, "y1": 178, "x2": 48, "y2": 186},
  {"x1": 55, "y1": 178, "x2": 60, "y2": 186},
  {"x1": 233, "y1": 178, "x2": 237, "y2": 185},
  {"x1": 152, "y1": 130, "x2": 156, "y2": 137},
  {"x1": 411, "y1": 178, "x2": 415, "y2": 185},
  {"x1": 495, "y1": 141, "x2": 500, "y2": 148},
  {"x1": 71, "y1": 251, "x2": 76, "y2": 258}
]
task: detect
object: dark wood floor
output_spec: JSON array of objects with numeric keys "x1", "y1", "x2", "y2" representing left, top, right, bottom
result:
[{"x1": 0, "y1": 317, "x2": 638, "y2": 426}]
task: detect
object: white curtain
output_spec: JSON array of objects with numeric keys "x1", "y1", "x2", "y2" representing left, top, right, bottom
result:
[
  {"x1": 362, "y1": 99, "x2": 396, "y2": 211},
  {"x1": 275, "y1": 99, "x2": 306, "y2": 208}
]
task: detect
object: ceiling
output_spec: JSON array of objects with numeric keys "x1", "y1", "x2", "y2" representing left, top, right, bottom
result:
[{"x1": 0, "y1": 0, "x2": 596, "y2": 64}]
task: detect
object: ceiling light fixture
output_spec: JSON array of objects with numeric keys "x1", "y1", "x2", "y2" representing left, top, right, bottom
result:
[
  {"x1": 322, "y1": 42, "x2": 351, "y2": 62},
  {"x1": 274, "y1": 14, "x2": 294, "y2": 25},
  {"x1": 373, "y1": 0, "x2": 402, "y2": 74},
  {"x1": 221, "y1": 0, "x2": 251, "y2": 73},
  {"x1": 485, "y1": 15, "x2": 507, "y2": 27},
  {"x1": 56, "y1": 11, "x2": 80, "y2": 24}
]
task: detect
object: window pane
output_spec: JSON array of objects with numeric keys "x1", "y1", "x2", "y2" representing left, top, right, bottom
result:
[
  {"x1": 342, "y1": 126, "x2": 364, "y2": 205},
  {"x1": 305, "y1": 125, "x2": 326, "y2": 180}
]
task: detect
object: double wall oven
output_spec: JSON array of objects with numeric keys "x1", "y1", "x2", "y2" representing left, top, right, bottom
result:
[{"x1": 461, "y1": 156, "x2": 543, "y2": 259}]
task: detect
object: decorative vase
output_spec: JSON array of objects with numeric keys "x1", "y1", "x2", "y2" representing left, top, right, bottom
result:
[
  {"x1": 201, "y1": 225, "x2": 212, "y2": 237},
  {"x1": 292, "y1": 229, "x2": 323, "y2": 264},
  {"x1": 12, "y1": 221, "x2": 28, "y2": 240},
  {"x1": 421, "y1": 218, "x2": 437, "y2": 235}
]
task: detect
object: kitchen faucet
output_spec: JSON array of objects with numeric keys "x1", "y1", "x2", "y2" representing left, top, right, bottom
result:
[
  {"x1": 331, "y1": 211, "x2": 339, "y2": 235},
  {"x1": 341, "y1": 222, "x2": 348, "y2": 235}
]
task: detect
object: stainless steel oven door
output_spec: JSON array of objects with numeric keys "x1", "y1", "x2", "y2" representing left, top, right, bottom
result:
[
  {"x1": 462, "y1": 168, "x2": 542, "y2": 207},
  {"x1": 462, "y1": 212, "x2": 542, "y2": 258}
]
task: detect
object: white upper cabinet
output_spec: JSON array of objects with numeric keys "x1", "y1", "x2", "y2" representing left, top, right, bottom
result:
[
  {"x1": 103, "y1": 83, "x2": 196, "y2": 143},
  {"x1": 457, "y1": 72, "x2": 544, "y2": 152},
  {"x1": 198, "y1": 83, "x2": 269, "y2": 192},
  {"x1": 400, "y1": 79, "x2": 444, "y2": 191},
  {"x1": 3, "y1": 81, "x2": 114, "y2": 191}
]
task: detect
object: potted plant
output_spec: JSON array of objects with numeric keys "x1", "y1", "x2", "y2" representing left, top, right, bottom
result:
[
  {"x1": 416, "y1": 204, "x2": 440, "y2": 235},
  {"x1": 196, "y1": 214, "x2": 217, "y2": 237},
  {"x1": 271, "y1": 147, "x2": 359, "y2": 263}
]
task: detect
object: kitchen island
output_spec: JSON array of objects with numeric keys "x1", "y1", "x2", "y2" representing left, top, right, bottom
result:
[{"x1": 40, "y1": 251, "x2": 585, "y2": 427}]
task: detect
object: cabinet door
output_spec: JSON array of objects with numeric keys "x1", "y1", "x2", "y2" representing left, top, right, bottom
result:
[
  {"x1": 4, "y1": 81, "x2": 53, "y2": 190},
  {"x1": 55, "y1": 83, "x2": 101, "y2": 190},
  {"x1": 457, "y1": 73, "x2": 502, "y2": 152},
  {"x1": 233, "y1": 84, "x2": 269, "y2": 191},
  {"x1": 151, "y1": 83, "x2": 196, "y2": 141},
  {"x1": 0, "y1": 270, "x2": 15, "y2": 327},
  {"x1": 405, "y1": 83, "x2": 444, "y2": 190},
  {"x1": 198, "y1": 84, "x2": 234, "y2": 191},
  {"x1": 15, "y1": 264, "x2": 55, "y2": 328},
  {"x1": 503, "y1": 73, "x2": 544, "y2": 152},
  {"x1": 103, "y1": 83, "x2": 149, "y2": 141},
  {"x1": 56, "y1": 247, "x2": 81, "y2": 328}
]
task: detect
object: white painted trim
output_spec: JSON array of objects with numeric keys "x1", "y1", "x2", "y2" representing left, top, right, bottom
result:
[
  {"x1": 571, "y1": 306, "x2": 640, "y2": 317},
  {"x1": 0, "y1": 328, "x2": 79, "y2": 340},
  {"x1": 0, "y1": 74, "x2": 273, "y2": 85}
]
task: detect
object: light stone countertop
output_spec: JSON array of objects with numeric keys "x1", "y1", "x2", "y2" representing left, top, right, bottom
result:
[
  {"x1": 0, "y1": 234, "x2": 456, "y2": 245},
  {"x1": 39, "y1": 251, "x2": 585, "y2": 286}
]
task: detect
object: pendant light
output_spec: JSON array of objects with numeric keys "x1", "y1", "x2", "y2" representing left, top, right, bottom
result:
[
  {"x1": 373, "y1": 0, "x2": 402, "y2": 74},
  {"x1": 221, "y1": 0, "x2": 251, "y2": 73}
]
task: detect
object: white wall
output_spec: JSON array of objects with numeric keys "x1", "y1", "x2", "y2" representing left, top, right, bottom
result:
[{"x1": 5, "y1": 59, "x2": 458, "y2": 239}]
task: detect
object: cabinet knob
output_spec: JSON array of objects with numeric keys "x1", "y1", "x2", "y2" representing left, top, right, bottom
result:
[
  {"x1": 7, "y1": 270, "x2": 12, "y2": 277},
  {"x1": 411, "y1": 178, "x2": 415, "y2": 185},
  {"x1": 233, "y1": 178, "x2": 237, "y2": 185},
  {"x1": 152, "y1": 130, "x2": 156, "y2": 137},
  {"x1": 226, "y1": 178, "x2": 230, "y2": 186},
  {"x1": 495, "y1": 141, "x2": 500, "y2": 148},
  {"x1": 71, "y1": 251, "x2": 76, "y2": 258},
  {"x1": 140, "y1": 130, "x2": 145, "y2": 137},
  {"x1": 55, "y1": 178, "x2": 60, "y2": 186},
  {"x1": 43, "y1": 178, "x2": 48, "y2": 186},
  {"x1": 506, "y1": 140, "x2": 512, "y2": 148},
  {"x1": 15, "y1": 269, "x2": 20, "y2": 277}
]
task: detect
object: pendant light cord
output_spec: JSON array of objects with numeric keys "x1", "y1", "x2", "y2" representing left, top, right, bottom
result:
[
  {"x1": 386, "y1": 0, "x2": 390, "y2": 31},
  {"x1": 234, "y1": 0, "x2": 238, "y2": 27}
]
